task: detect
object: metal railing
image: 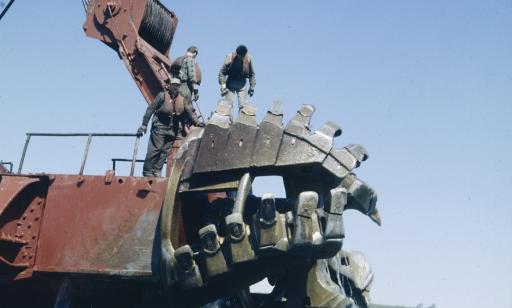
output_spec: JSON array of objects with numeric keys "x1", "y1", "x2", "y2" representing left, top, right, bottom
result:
[
  {"x1": 18, "y1": 133, "x2": 140, "y2": 176},
  {"x1": 0, "y1": 161, "x2": 13, "y2": 173},
  {"x1": 111, "y1": 158, "x2": 145, "y2": 173}
]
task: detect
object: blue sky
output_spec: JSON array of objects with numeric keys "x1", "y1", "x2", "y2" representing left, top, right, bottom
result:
[{"x1": 1, "y1": 1, "x2": 511, "y2": 307}]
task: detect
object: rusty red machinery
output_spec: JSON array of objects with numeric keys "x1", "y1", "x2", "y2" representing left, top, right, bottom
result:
[{"x1": 0, "y1": 1, "x2": 381, "y2": 307}]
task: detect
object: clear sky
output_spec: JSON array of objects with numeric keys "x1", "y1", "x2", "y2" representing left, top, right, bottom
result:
[{"x1": 1, "y1": 1, "x2": 511, "y2": 307}]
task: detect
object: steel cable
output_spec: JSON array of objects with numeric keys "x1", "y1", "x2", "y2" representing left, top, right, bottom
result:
[{"x1": 139, "y1": 0, "x2": 174, "y2": 54}]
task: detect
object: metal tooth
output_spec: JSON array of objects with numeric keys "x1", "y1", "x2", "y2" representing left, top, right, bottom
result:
[
  {"x1": 342, "y1": 175, "x2": 380, "y2": 225},
  {"x1": 307, "y1": 259, "x2": 353, "y2": 308},
  {"x1": 288, "y1": 104, "x2": 315, "y2": 128},
  {"x1": 311, "y1": 211, "x2": 323, "y2": 245},
  {"x1": 308, "y1": 127, "x2": 336, "y2": 154},
  {"x1": 221, "y1": 173, "x2": 254, "y2": 263},
  {"x1": 174, "y1": 245, "x2": 203, "y2": 289},
  {"x1": 262, "y1": 101, "x2": 284, "y2": 126},
  {"x1": 193, "y1": 101, "x2": 232, "y2": 173},
  {"x1": 225, "y1": 213, "x2": 255, "y2": 263},
  {"x1": 270, "y1": 100, "x2": 283, "y2": 115},
  {"x1": 325, "y1": 187, "x2": 347, "y2": 215},
  {"x1": 318, "y1": 121, "x2": 342, "y2": 138},
  {"x1": 221, "y1": 108, "x2": 259, "y2": 169},
  {"x1": 235, "y1": 104, "x2": 257, "y2": 127},
  {"x1": 199, "y1": 224, "x2": 228, "y2": 277},
  {"x1": 345, "y1": 144, "x2": 369, "y2": 166},
  {"x1": 259, "y1": 193, "x2": 277, "y2": 227},
  {"x1": 322, "y1": 155, "x2": 350, "y2": 180},
  {"x1": 329, "y1": 147, "x2": 359, "y2": 171},
  {"x1": 332, "y1": 250, "x2": 375, "y2": 302},
  {"x1": 207, "y1": 100, "x2": 232, "y2": 129},
  {"x1": 291, "y1": 191, "x2": 319, "y2": 246},
  {"x1": 256, "y1": 194, "x2": 281, "y2": 249},
  {"x1": 252, "y1": 105, "x2": 285, "y2": 167},
  {"x1": 199, "y1": 225, "x2": 221, "y2": 255},
  {"x1": 324, "y1": 188, "x2": 347, "y2": 240},
  {"x1": 226, "y1": 213, "x2": 246, "y2": 242}
]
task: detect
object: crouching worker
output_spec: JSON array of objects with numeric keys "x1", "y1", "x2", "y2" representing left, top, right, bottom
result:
[{"x1": 137, "y1": 79, "x2": 204, "y2": 177}]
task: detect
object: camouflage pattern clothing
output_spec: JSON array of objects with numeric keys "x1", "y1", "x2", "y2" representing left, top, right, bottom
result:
[
  {"x1": 218, "y1": 53, "x2": 256, "y2": 112},
  {"x1": 178, "y1": 55, "x2": 199, "y2": 104}
]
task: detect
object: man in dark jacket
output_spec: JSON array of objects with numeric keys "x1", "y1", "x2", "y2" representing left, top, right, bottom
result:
[
  {"x1": 218, "y1": 45, "x2": 256, "y2": 115},
  {"x1": 137, "y1": 79, "x2": 203, "y2": 177}
]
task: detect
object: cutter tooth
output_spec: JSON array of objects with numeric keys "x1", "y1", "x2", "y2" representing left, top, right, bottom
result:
[
  {"x1": 291, "y1": 191, "x2": 319, "y2": 246},
  {"x1": 369, "y1": 206, "x2": 382, "y2": 226},
  {"x1": 308, "y1": 122, "x2": 341, "y2": 154},
  {"x1": 345, "y1": 144, "x2": 369, "y2": 166},
  {"x1": 262, "y1": 100, "x2": 284, "y2": 126},
  {"x1": 225, "y1": 213, "x2": 255, "y2": 263},
  {"x1": 318, "y1": 121, "x2": 342, "y2": 138},
  {"x1": 199, "y1": 224, "x2": 228, "y2": 277},
  {"x1": 307, "y1": 259, "x2": 354, "y2": 308},
  {"x1": 270, "y1": 100, "x2": 283, "y2": 115},
  {"x1": 325, "y1": 187, "x2": 348, "y2": 216},
  {"x1": 324, "y1": 187, "x2": 347, "y2": 240},
  {"x1": 207, "y1": 99, "x2": 232, "y2": 129},
  {"x1": 235, "y1": 104, "x2": 258, "y2": 127},
  {"x1": 259, "y1": 193, "x2": 277, "y2": 228},
  {"x1": 251, "y1": 102, "x2": 285, "y2": 168},
  {"x1": 329, "y1": 147, "x2": 359, "y2": 171},
  {"x1": 341, "y1": 174, "x2": 380, "y2": 225},
  {"x1": 288, "y1": 104, "x2": 316, "y2": 129},
  {"x1": 174, "y1": 245, "x2": 203, "y2": 289},
  {"x1": 255, "y1": 193, "x2": 284, "y2": 249}
]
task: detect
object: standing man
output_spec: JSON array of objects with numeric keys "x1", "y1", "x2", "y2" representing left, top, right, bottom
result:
[
  {"x1": 137, "y1": 79, "x2": 203, "y2": 177},
  {"x1": 172, "y1": 46, "x2": 201, "y2": 105},
  {"x1": 218, "y1": 45, "x2": 256, "y2": 114}
]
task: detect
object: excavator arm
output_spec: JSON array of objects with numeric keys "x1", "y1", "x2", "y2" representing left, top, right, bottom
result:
[{"x1": 83, "y1": 0, "x2": 178, "y2": 104}]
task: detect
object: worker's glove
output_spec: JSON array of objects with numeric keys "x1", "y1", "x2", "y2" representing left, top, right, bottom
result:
[
  {"x1": 193, "y1": 93, "x2": 200, "y2": 102},
  {"x1": 192, "y1": 87, "x2": 199, "y2": 101},
  {"x1": 248, "y1": 88, "x2": 255, "y2": 97},
  {"x1": 136, "y1": 125, "x2": 147, "y2": 137},
  {"x1": 220, "y1": 85, "x2": 229, "y2": 96}
]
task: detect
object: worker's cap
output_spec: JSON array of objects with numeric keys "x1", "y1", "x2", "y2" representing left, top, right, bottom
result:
[
  {"x1": 170, "y1": 78, "x2": 181, "y2": 85},
  {"x1": 236, "y1": 45, "x2": 248, "y2": 57},
  {"x1": 187, "y1": 46, "x2": 198, "y2": 54}
]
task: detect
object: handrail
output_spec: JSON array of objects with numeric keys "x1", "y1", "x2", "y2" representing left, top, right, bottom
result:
[
  {"x1": 18, "y1": 133, "x2": 140, "y2": 176},
  {"x1": 111, "y1": 158, "x2": 145, "y2": 173},
  {"x1": 0, "y1": 161, "x2": 13, "y2": 173}
]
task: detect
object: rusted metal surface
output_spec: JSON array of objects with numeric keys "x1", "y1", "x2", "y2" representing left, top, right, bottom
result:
[
  {"x1": 0, "y1": 175, "x2": 48, "y2": 281},
  {"x1": 34, "y1": 174, "x2": 167, "y2": 278},
  {"x1": 83, "y1": 0, "x2": 178, "y2": 105}
]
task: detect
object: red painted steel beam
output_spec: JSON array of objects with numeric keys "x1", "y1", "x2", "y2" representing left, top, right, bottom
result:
[{"x1": 83, "y1": 0, "x2": 178, "y2": 105}]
